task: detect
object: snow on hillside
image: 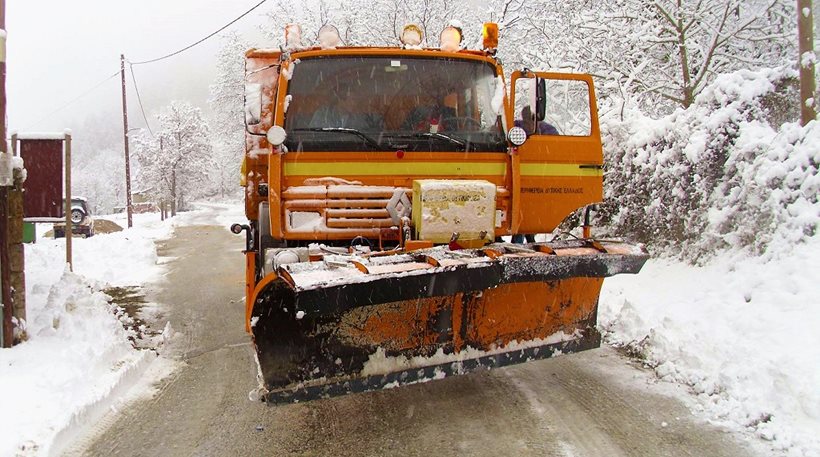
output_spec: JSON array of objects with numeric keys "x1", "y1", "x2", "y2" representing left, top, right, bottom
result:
[{"x1": 0, "y1": 203, "x2": 241, "y2": 456}]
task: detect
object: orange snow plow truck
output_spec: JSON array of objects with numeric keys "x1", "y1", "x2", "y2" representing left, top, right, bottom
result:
[{"x1": 232, "y1": 23, "x2": 648, "y2": 404}]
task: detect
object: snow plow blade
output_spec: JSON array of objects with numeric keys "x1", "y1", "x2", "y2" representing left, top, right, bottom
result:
[{"x1": 250, "y1": 240, "x2": 648, "y2": 404}]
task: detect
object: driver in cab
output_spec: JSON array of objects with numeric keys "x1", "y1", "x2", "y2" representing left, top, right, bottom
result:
[{"x1": 403, "y1": 91, "x2": 474, "y2": 132}]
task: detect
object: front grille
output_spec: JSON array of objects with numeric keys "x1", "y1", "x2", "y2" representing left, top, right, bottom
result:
[{"x1": 283, "y1": 186, "x2": 408, "y2": 236}]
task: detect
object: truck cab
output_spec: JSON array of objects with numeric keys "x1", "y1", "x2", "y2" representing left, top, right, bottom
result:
[{"x1": 243, "y1": 24, "x2": 603, "y2": 265}]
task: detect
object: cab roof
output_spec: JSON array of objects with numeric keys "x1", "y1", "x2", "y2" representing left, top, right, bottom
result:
[{"x1": 246, "y1": 46, "x2": 495, "y2": 63}]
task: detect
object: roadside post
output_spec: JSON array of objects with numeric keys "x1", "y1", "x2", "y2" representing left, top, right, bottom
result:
[
  {"x1": 64, "y1": 132, "x2": 72, "y2": 270},
  {"x1": 0, "y1": 0, "x2": 12, "y2": 347}
]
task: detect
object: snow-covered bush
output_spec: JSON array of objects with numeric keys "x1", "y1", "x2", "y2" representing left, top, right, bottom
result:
[{"x1": 600, "y1": 67, "x2": 818, "y2": 262}]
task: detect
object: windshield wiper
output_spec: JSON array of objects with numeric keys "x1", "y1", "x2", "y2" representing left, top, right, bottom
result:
[
  {"x1": 397, "y1": 132, "x2": 468, "y2": 149},
  {"x1": 291, "y1": 128, "x2": 382, "y2": 150}
]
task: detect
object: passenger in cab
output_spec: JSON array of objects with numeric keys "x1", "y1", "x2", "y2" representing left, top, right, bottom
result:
[{"x1": 515, "y1": 105, "x2": 558, "y2": 136}]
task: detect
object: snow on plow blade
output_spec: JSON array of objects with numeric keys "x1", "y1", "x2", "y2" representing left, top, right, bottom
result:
[{"x1": 250, "y1": 240, "x2": 648, "y2": 404}]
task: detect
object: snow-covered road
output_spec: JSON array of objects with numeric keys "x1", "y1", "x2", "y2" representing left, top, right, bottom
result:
[
  {"x1": 6, "y1": 202, "x2": 812, "y2": 456},
  {"x1": 70, "y1": 222, "x2": 757, "y2": 457}
]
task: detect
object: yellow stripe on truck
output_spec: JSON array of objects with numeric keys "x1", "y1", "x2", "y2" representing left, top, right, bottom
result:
[
  {"x1": 283, "y1": 161, "x2": 602, "y2": 177},
  {"x1": 284, "y1": 161, "x2": 507, "y2": 176},
  {"x1": 520, "y1": 163, "x2": 603, "y2": 177}
]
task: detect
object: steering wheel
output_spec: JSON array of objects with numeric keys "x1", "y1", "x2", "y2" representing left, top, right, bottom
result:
[{"x1": 441, "y1": 117, "x2": 481, "y2": 131}]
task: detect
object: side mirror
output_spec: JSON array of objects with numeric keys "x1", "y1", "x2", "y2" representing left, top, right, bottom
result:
[
  {"x1": 244, "y1": 83, "x2": 262, "y2": 126},
  {"x1": 535, "y1": 78, "x2": 546, "y2": 122}
]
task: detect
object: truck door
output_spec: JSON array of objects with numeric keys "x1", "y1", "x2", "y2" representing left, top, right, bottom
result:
[{"x1": 509, "y1": 71, "x2": 604, "y2": 233}]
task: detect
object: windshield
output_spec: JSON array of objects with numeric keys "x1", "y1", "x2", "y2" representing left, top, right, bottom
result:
[{"x1": 283, "y1": 56, "x2": 506, "y2": 152}]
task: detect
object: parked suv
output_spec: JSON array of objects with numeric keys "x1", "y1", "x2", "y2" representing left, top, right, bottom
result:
[{"x1": 54, "y1": 197, "x2": 94, "y2": 238}]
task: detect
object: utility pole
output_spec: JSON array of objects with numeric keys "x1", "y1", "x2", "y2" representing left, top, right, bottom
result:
[
  {"x1": 0, "y1": 0, "x2": 12, "y2": 348},
  {"x1": 799, "y1": 0, "x2": 816, "y2": 126},
  {"x1": 159, "y1": 136, "x2": 165, "y2": 221},
  {"x1": 120, "y1": 54, "x2": 133, "y2": 228},
  {"x1": 64, "y1": 132, "x2": 72, "y2": 271}
]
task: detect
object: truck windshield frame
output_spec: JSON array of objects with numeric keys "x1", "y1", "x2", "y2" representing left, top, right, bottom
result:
[{"x1": 283, "y1": 55, "x2": 507, "y2": 153}]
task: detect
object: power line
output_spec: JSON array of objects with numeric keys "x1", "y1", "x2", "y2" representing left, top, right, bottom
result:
[
  {"x1": 130, "y1": 0, "x2": 268, "y2": 66},
  {"x1": 128, "y1": 63, "x2": 154, "y2": 136},
  {"x1": 21, "y1": 0, "x2": 269, "y2": 131},
  {"x1": 21, "y1": 70, "x2": 120, "y2": 130},
  {"x1": 122, "y1": 0, "x2": 269, "y2": 138}
]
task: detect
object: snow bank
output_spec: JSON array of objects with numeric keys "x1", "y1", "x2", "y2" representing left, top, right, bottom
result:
[
  {"x1": 0, "y1": 272, "x2": 154, "y2": 456},
  {"x1": 600, "y1": 228, "x2": 820, "y2": 456},
  {"x1": 0, "y1": 203, "x2": 216, "y2": 456}
]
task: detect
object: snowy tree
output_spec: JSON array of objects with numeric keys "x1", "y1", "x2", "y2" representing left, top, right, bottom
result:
[
  {"x1": 467, "y1": 1, "x2": 795, "y2": 114},
  {"x1": 131, "y1": 130, "x2": 166, "y2": 216},
  {"x1": 599, "y1": 0, "x2": 795, "y2": 111},
  {"x1": 209, "y1": 31, "x2": 250, "y2": 198},
  {"x1": 74, "y1": 146, "x2": 125, "y2": 215},
  {"x1": 133, "y1": 101, "x2": 213, "y2": 216},
  {"x1": 261, "y1": 1, "x2": 322, "y2": 44}
]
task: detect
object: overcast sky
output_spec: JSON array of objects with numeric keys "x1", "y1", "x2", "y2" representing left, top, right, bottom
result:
[{"x1": 7, "y1": 0, "x2": 271, "y2": 134}]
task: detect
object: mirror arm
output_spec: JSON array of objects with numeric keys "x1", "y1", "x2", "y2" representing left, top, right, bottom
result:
[{"x1": 245, "y1": 123, "x2": 266, "y2": 137}]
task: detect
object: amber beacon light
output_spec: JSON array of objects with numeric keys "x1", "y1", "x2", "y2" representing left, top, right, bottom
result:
[{"x1": 482, "y1": 22, "x2": 499, "y2": 51}]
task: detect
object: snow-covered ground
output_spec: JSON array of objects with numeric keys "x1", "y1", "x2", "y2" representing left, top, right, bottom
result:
[
  {"x1": 2, "y1": 199, "x2": 818, "y2": 456},
  {"x1": 601, "y1": 236, "x2": 820, "y2": 457},
  {"x1": 0, "y1": 202, "x2": 243, "y2": 457}
]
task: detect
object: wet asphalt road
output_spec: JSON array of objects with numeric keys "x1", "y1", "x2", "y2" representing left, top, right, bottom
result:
[{"x1": 73, "y1": 224, "x2": 758, "y2": 457}]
